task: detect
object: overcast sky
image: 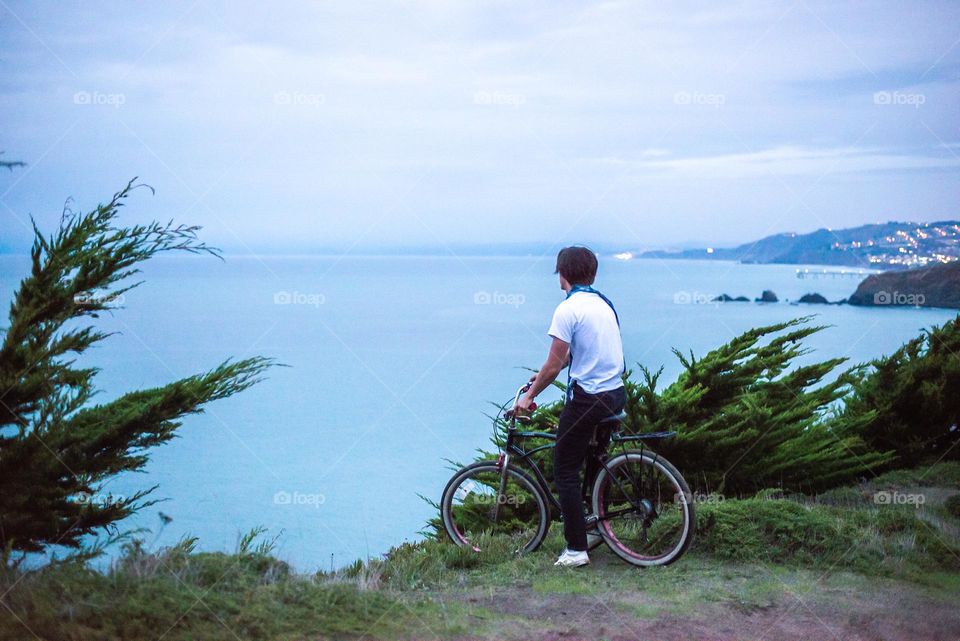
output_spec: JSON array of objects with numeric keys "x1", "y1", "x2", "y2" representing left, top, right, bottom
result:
[{"x1": 1, "y1": 1, "x2": 958, "y2": 254}]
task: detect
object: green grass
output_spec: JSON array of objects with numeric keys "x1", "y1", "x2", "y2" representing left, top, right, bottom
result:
[
  {"x1": 3, "y1": 463, "x2": 959, "y2": 640},
  {"x1": 872, "y1": 461, "x2": 960, "y2": 488},
  {"x1": 694, "y1": 494, "x2": 960, "y2": 579},
  {"x1": 0, "y1": 540, "x2": 467, "y2": 641},
  {"x1": 387, "y1": 471, "x2": 960, "y2": 592}
]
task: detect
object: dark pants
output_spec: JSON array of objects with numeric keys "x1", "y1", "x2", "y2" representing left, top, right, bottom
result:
[{"x1": 554, "y1": 382, "x2": 627, "y2": 552}]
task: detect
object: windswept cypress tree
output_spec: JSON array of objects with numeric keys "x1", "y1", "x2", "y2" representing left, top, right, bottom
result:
[
  {"x1": 497, "y1": 318, "x2": 894, "y2": 499},
  {"x1": 0, "y1": 180, "x2": 274, "y2": 564},
  {"x1": 841, "y1": 314, "x2": 960, "y2": 467},
  {"x1": 626, "y1": 318, "x2": 893, "y2": 494}
]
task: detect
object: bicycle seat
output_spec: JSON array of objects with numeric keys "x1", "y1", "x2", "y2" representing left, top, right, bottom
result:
[{"x1": 599, "y1": 410, "x2": 628, "y2": 424}]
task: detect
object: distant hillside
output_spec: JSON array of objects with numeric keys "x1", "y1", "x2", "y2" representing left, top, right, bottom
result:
[
  {"x1": 848, "y1": 260, "x2": 960, "y2": 309},
  {"x1": 638, "y1": 221, "x2": 960, "y2": 269}
]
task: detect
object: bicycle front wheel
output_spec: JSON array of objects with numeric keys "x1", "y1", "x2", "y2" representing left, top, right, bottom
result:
[
  {"x1": 441, "y1": 461, "x2": 550, "y2": 554},
  {"x1": 592, "y1": 451, "x2": 695, "y2": 567}
]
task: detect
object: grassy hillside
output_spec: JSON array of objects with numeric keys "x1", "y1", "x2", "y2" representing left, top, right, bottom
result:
[{"x1": 3, "y1": 463, "x2": 958, "y2": 641}]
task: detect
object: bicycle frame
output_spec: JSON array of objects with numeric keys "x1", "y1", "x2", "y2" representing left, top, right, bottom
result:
[
  {"x1": 492, "y1": 384, "x2": 677, "y2": 522},
  {"x1": 499, "y1": 427, "x2": 564, "y2": 513}
]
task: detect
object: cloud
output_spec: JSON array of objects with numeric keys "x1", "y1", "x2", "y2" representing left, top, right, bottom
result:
[
  {"x1": 603, "y1": 146, "x2": 960, "y2": 179},
  {"x1": 0, "y1": 0, "x2": 958, "y2": 250}
]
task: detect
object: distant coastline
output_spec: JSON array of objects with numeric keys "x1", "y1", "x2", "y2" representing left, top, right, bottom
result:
[
  {"x1": 708, "y1": 260, "x2": 960, "y2": 310},
  {"x1": 625, "y1": 220, "x2": 960, "y2": 270}
]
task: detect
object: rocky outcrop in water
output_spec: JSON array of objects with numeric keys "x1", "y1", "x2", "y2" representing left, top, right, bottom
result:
[{"x1": 713, "y1": 294, "x2": 750, "y2": 302}]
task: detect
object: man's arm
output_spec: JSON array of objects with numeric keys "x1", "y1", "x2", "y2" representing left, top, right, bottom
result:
[{"x1": 515, "y1": 336, "x2": 569, "y2": 412}]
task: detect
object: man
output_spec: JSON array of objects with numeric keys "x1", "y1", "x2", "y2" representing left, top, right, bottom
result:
[{"x1": 515, "y1": 246, "x2": 626, "y2": 567}]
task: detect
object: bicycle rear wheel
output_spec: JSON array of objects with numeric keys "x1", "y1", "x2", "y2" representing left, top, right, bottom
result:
[
  {"x1": 441, "y1": 461, "x2": 550, "y2": 554},
  {"x1": 592, "y1": 451, "x2": 695, "y2": 567}
]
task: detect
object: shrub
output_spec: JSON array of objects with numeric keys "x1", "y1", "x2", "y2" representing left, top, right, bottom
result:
[
  {"x1": 0, "y1": 180, "x2": 273, "y2": 563},
  {"x1": 841, "y1": 314, "x2": 960, "y2": 467},
  {"x1": 945, "y1": 494, "x2": 960, "y2": 519},
  {"x1": 695, "y1": 496, "x2": 960, "y2": 575},
  {"x1": 695, "y1": 497, "x2": 854, "y2": 564},
  {"x1": 482, "y1": 318, "x2": 892, "y2": 500},
  {"x1": 626, "y1": 318, "x2": 892, "y2": 494},
  {"x1": 873, "y1": 462, "x2": 960, "y2": 488}
]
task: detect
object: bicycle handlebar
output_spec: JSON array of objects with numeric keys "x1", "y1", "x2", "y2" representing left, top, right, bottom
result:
[{"x1": 504, "y1": 382, "x2": 536, "y2": 421}]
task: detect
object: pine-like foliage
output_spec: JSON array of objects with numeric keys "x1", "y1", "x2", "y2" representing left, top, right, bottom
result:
[
  {"x1": 509, "y1": 318, "x2": 893, "y2": 498},
  {"x1": 626, "y1": 318, "x2": 893, "y2": 495},
  {"x1": 0, "y1": 180, "x2": 274, "y2": 563},
  {"x1": 840, "y1": 314, "x2": 960, "y2": 467}
]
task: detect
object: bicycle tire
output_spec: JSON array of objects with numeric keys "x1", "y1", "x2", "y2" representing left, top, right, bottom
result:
[
  {"x1": 441, "y1": 461, "x2": 550, "y2": 554},
  {"x1": 592, "y1": 450, "x2": 695, "y2": 567}
]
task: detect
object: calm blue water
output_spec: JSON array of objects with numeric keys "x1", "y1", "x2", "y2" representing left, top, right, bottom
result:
[{"x1": 1, "y1": 254, "x2": 955, "y2": 570}]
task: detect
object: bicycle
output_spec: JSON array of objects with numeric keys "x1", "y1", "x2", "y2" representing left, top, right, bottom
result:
[{"x1": 440, "y1": 382, "x2": 695, "y2": 567}]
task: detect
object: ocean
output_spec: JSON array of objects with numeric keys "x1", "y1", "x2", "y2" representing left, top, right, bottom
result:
[{"x1": 1, "y1": 253, "x2": 955, "y2": 570}]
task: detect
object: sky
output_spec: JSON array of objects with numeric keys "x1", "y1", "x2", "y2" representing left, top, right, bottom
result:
[{"x1": 1, "y1": 0, "x2": 959, "y2": 254}]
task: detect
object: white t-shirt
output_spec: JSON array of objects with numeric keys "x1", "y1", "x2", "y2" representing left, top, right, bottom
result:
[{"x1": 547, "y1": 290, "x2": 625, "y2": 394}]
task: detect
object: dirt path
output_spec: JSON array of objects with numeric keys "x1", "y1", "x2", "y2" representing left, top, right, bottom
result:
[
  {"x1": 446, "y1": 588, "x2": 959, "y2": 640},
  {"x1": 423, "y1": 557, "x2": 960, "y2": 641}
]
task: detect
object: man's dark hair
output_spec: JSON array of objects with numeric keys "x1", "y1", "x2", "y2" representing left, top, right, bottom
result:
[{"x1": 554, "y1": 246, "x2": 598, "y2": 286}]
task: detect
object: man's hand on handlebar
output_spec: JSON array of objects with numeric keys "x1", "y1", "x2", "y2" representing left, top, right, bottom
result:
[
  {"x1": 504, "y1": 382, "x2": 537, "y2": 421},
  {"x1": 514, "y1": 394, "x2": 536, "y2": 415}
]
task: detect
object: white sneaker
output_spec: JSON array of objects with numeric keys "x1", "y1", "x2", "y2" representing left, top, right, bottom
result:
[{"x1": 554, "y1": 548, "x2": 590, "y2": 567}]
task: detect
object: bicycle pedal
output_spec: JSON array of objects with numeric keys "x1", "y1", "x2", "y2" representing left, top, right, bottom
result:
[{"x1": 587, "y1": 532, "x2": 603, "y2": 551}]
